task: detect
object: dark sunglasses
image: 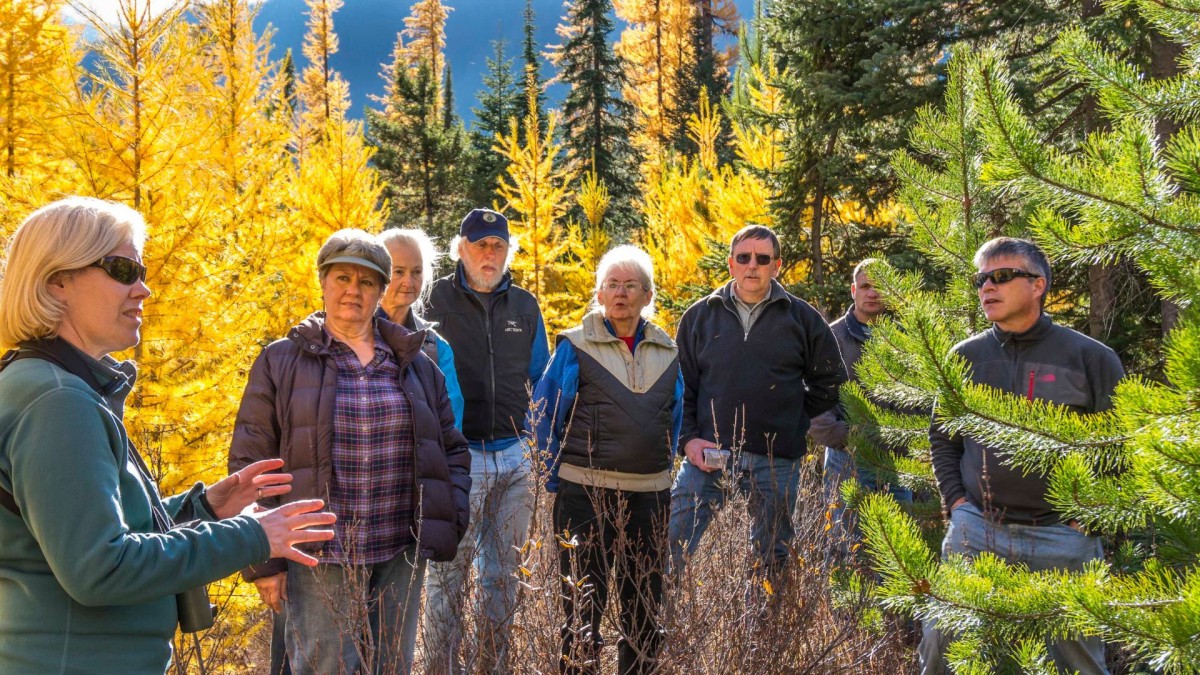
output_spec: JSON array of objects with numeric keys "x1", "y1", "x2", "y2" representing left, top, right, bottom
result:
[
  {"x1": 734, "y1": 253, "x2": 775, "y2": 266},
  {"x1": 971, "y1": 268, "x2": 1040, "y2": 289},
  {"x1": 90, "y1": 256, "x2": 147, "y2": 285}
]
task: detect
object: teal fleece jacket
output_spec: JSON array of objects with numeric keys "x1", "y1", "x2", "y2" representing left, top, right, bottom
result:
[{"x1": 0, "y1": 355, "x2": 270, "y2": 674}]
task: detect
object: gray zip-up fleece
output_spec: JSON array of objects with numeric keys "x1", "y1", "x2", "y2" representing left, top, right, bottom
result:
[{"x1": 930, "y1": 314, "x2": 1125, "y2": 525}]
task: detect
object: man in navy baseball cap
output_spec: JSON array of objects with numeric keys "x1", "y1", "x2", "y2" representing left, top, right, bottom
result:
[{"x1": 420, "y1": 207, "x2": 549, "y2": 672}]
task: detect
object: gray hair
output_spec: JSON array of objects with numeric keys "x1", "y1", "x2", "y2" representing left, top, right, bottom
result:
[
  {"x1": 317, "y1": 229, "x2": 392, "y2": 287},
  {"x1": 449, "y1": 233, "x2": 520, "y2": 271},
  {"x1": 378, "y1": 228, "x2": 440, "y2": 311},
  {"x1": 973, "y1": 237, "x2": 1052, "y2": 301},
  {"x1": 729, "y1": 224, "x2": 780, "y2": 259},
  {"x1": 0, "y1": 197, "x2": 146, "y2": 347},
  {"x1": 592, "y1": 245, "x2": 656, "y2": 319}
]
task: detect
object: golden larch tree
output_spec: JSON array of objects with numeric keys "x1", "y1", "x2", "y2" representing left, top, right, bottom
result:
[
  {"x1": 46, "y1": 0, "x2": 272, "y2": 496},
  {"x1": 495, "y1": 84, "x2": 580, "y2": 336},
  {"x1": 399, "y1": 0, "x2": 450, "y2": 92},
  {"x1": 296, "y1": 0, "x2": 350, "y2": 146},
  {"x1": 641, "y1": 87, "x2": 776, "y2": 328},
  {"x1": 291, "y1": 0, "x2": 386, "y2": 305},
  {"x1": 0, "y1": 0, "x2": 79, "y2": 219},
  {"x1": 613, "y1": 0, "x2": 693, "y2": 169}
]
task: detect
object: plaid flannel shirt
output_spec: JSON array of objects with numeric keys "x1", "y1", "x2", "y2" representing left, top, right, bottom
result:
[{"x1": 322, "y1": 328, "x2": 417, "y2": 565}]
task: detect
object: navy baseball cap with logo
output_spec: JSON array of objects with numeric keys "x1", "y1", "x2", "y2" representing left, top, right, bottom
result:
[{"x1": 459, "y1": 208, "x2": 509, "y2": 242}]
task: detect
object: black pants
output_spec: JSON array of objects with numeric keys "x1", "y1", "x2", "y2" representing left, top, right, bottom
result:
[{"x1": 553, "y1": 480, "x2": 669, "y2": 675}]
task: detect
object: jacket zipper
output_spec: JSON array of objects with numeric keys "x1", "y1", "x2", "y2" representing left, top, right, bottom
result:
[
  {"x1": 1026, "y1": 369, "x2": 1036, "y2": 401},
  {"x1": 486, "y1": 307, "x2": 496, "y2": 438}
]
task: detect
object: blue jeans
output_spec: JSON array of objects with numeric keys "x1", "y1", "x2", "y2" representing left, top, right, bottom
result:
[
  {"x1": 284, "y1": 545, "x2": 426, "y2": 675},
  {"x1": 421, "y1": 438, "x2": 533, "y2": 673},
  {"x1": 918, "y1": 501, "x2": 1107, "y2": 674},
  {"x1": 823, "y1": 446, "x2": 913, "y2": 559},
  {"x1": 668, "y1": 452, "x2": 801, "y2": 573}
]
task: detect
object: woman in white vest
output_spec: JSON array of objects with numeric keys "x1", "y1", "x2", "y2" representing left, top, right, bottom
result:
[{"x1": 527, "y1": 245, "x2": 683, "y2": 675}]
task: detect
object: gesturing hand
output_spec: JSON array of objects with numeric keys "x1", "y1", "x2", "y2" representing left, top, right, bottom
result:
[
  {"x1": 207, "y1": 458, "x2": 293, "y2": 519},
  {"x1": 250, "y1": 499, "x2": 337, "y2": 567}
]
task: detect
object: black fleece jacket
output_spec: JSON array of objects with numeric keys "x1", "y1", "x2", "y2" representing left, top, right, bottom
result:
[
  {"x1": 676, "y1": 280, "x2": 847, "y2": 459},
  {"x1": 930, "y1": 314, "x2": 1125, "y2": 525}
]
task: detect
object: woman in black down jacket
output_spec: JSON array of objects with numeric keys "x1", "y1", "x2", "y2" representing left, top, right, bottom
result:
[{"x1": 228, "y1": 229, "x2": 470, "y2": 675}]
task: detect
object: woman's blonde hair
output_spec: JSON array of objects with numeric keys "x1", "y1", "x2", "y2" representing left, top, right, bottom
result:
[
  {"x1": 378, "y1": 228, "x2": 440, "y2": 312},
  {"x1": 0, "y1": 197, "x2": 146, "y2": 347}
]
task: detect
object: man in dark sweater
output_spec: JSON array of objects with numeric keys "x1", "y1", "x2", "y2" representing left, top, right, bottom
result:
[
  {"x1": 668, "y1": 225, "x2": 847, "y2": 574},
  {"x1": 920, "y1": 238, "x2": 1124, "y2": 675},
  {"x1": 810, "y1": 259, "x2": 913, "y2": 558}
]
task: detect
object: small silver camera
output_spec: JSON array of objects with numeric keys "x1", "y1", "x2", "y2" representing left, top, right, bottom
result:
[{"x1": 702, "y1": 446, "x2": 730, "y2": 469}]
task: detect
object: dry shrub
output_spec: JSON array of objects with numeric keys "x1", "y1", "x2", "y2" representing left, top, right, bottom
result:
[{"x1": 180, "y1": 456, "x2": 915, "y2": 674}]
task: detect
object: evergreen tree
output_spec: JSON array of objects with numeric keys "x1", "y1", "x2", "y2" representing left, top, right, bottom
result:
[
  {"x1": 667, "y1": 0, "x2": 738, "y2": 159},
  {"x1": 855, "y1": 14, "x2": 1200, "y2": 667},
  {"x1": 552, "y1": 0, "x2": 640, "y2": 233},
  {"x1": 367, "y1": 50, "x2": 468, "y2": 240},
  {"x1": 520, "y1": 0, "x2": 548, "y2": 142},
  {"x1": 762, "y1": 0, "x2": 1072, "y2": 312},
  {"x1": 265, "y1": 47, "x2": 298, "y2": 130},
  {"x1": 468, "y1": 36, "x2": 522, "y2": 206}
]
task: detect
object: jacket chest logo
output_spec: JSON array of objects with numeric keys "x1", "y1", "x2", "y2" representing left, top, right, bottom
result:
[{"x1": 505, "y1": 320, "x2": 523, "y2": 333}]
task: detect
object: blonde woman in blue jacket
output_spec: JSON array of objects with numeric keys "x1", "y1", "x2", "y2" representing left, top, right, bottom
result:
[{"x1": 0, "y1": 197, "x2": 335, "y2": 674}]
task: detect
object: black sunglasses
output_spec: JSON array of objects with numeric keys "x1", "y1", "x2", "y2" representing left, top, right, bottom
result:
[
  {"x1": 971, "y1": 268, "x2": 1040, "y2": 289},
  {"x1": 734, "y1": 253, "x2": 775, "y2": 266},
  {"x1": 90, "y1": 256, "x2": 147, "y2": 285}
]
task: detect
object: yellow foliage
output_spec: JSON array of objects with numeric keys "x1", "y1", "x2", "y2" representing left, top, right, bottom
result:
[
  {"x1": 577, "y1": 167, "x2": 611, "y2": 231},
  {"x1": 641, "y1": 91, "x2": 774, "y2": 328},
  {"x1": 494, "y1": 85, "x2": 585, "y2": 338},
  {"x1": 400, "y1": 0, "x2": 450, "y2": 84},
  {"x1": 296, "y1": 0, "x2": 351, "y2": 145},
  {"x1": 731, "y1": 61, "x2": 786, "y2": 173},
  {"x1": 613, "y1": 0, "x2": 694, "y2": 164},
  {"x1": 0, "y1": 0, "x2": 77, "y2": 211}
]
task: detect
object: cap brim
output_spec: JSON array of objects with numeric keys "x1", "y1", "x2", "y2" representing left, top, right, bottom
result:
[
  {"x1": 463, "y1": 232, "x2": 509, "y2": 243},
  {"x1": 320, "y1": 255, "x2": 388, "y2": 281}
]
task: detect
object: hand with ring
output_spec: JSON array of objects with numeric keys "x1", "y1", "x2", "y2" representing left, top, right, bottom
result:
[{"x1": 206, "y1": 459, "x2": 293, "y2": 519}]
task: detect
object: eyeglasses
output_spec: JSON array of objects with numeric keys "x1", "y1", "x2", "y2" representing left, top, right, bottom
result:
[
  {"x1": 734, "y1": 253, "x2": 775, "y2": 266},
  {"x1": 603, "y1": 281, "x2": 645, "y2": 294},
  {"x1": 971, "y1": 268, "x2": 1040, "y2": 289},
  {"x1": 90, "y1": 256, "x2": 147, "y2": 285}
]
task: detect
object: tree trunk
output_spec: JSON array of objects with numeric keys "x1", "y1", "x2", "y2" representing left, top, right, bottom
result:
[{"x1": 1150, "y1": 27, "x2": 1184, "y2": 334}]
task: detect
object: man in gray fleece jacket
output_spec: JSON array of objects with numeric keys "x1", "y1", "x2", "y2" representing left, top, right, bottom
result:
[{"x1": 920, "y1": 238, "x2": 1124, "y2": 675}]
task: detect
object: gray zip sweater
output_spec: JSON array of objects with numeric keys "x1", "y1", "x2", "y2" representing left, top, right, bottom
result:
[{"x1": 930, "y1": 314, "x2": 1125, "y2": 525}]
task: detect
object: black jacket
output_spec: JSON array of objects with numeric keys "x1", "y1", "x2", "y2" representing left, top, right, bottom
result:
[
  {"x1": 676, "y1": 280, "x2": 847, "y2": 459},
  {"x1": 929, "y1": 314, "x2": 1125, "y2": 525},
  {"x1": 424, "y1": 264, "x2": 549, "y2": 441},
  {"x1": 229, "y1": 313, "x2": 472, "y2": 577},
  {"x1": 809, "y1": 307, "x2": 869, "y2": 449}
]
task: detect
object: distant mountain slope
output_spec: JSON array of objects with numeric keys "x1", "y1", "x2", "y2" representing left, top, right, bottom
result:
[{"x1": 252, "y1": 0, "x2": 752, "y2": 127}]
